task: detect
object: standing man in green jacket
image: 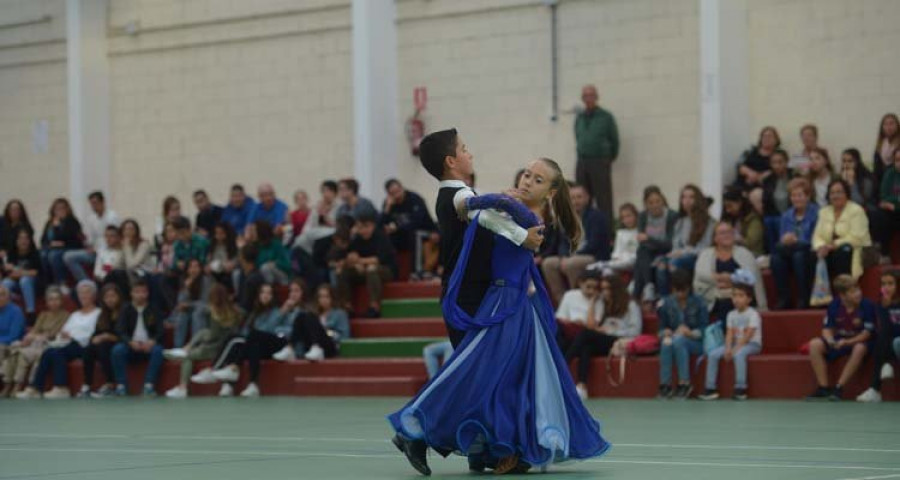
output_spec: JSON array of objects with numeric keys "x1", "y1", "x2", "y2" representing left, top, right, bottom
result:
[{"x1": 575, "y1": 84, "x2": 620, "y2": 228}]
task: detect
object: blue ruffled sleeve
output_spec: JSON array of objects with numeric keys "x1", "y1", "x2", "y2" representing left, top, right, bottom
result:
[{"x1": 465, "y1": 194, "x2": 540, "y2": 229}]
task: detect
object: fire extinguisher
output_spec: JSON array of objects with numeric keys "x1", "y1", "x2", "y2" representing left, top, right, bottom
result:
[{"x1": 406, "y1": 112, "x2": 425, "y2": 157}]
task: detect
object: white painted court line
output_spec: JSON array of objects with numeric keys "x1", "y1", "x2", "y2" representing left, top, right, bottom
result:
[
  {"x1": 2, "y1": 433, "x2": 898, "y2": 455},
  {"x1": 0, "y1": 447, "x2": 898, "y2": 473},
  {"x1": 835, "y1": 474, "x2": 900, "y2": 480}
]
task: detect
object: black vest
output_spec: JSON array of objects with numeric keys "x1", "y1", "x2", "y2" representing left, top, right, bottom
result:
[{"x1": 436, "y1": 186, "x2": 494, "y2": 313}]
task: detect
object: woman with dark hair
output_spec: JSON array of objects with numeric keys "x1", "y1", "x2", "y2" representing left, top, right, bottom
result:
[
  {"x1": 79, "y1": 283, "x2": 124, "y2": 398},
  {"x1": 856, "y1": 269, "x2": 900, "y2": 403},
  {"x1": 564, "y1": 274, "x2": 641, "y2": 400},
  {"x1": 721, "y1": 189, "x2": 764, "y2": 257},
  {"x1": 840, "y1": 148, "x2": 878, "y2": 211},
  {"x1": 154, "y1": 196, "x2": 182, "y2": 248},
  {"x1": 0, "y1": 199, "x2": 34, "y2": 255},
  {"x1": 167, "y1": 258, "x2": 212, "y2": 348},
  {"x1": 656, "y1": 184, "x2": 714, "y2": 296},
  {"x1": 734, "y1": 126, "x2": 780, "y2": 191},
  {"x1": 807, "y1": 148, "x2": 838, "y2": 207},
  {"x1": 761, "y1": 149, "x2": 794, "y2": 254},
  {"x1": 206, "y1": 222, "x2": 239, "y2": 288},
  {"x1": 873, "y1": 113, "x2": 900, "y2": 189},
  {"x1": 1, "y1": 228, "x2": 41, "y2": 320},
  {"x1": 39, "y1": 198, "x2": 84, "y2": 289},
  {"x1": 273, "y1": 282, "x2": 350, "y2": 362},
  {"x1": 254, "y1": 220, "x2": 290, "y2": 285},
  {"x1": 118, "y1": 219, "x2": 153, "y2": 289},
  {"x1": 632, "y1": 185, "x2": 678, "y2": 303},
  {"x1": 812, "y1": 179, "x2": 872, "y2": 279}
]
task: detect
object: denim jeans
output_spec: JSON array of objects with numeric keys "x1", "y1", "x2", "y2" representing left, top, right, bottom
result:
[
  {"x1": 770, "y1": 242, "x2": 812, "y2": 309},
  {"x1": 111, "y1": 343, "x2": 164, "y2": 388},
  {"x1": 63, "y1": 249, "x2": 97, "y2": 282},
  {"x1": 763, "y1": 216, "x2": 781, "y2": 255},
  {"x1": 423, "y1": 341, "x2": 453, "y2": 379},
  {"x1": 40, "y1": 249, "x2": 68, "y2": 285},
  {"x1": 167, "y1": 306, "x2": 209, "y2": 348},
  {"x1": 2, "y1": 276, "x2": 37, "y2": 313},
  {"x1": 659, "y1": 334, "x2": 703, "y2": 385},
  {"x1": 705, "y1": 342, "x2": 762, "y2": 390},
  {"x1": 31, "y1": 341, "x2": 83, "y2": 391}
]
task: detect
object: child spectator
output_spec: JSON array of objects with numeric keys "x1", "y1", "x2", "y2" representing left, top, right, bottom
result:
[
  {"x1": 167, "y1": 258, "x2": 212, "y2": 348},
  {"x1": 564, "y1": 274, "x2": 641, "y2": 401},
  {"x1": 336, "y1": 213, "x2": 397, "y2": 318},
  {"x1": 555, "y1": 269, "x2": 602, "y2": 353},
  {"x1": 806, "y1": 275, "x2": 876, "y2": 401},
  {"x1": 0, "y1": 287, "x2": 66, "y2": 398},
  {"x1": 1, "y1": 228, "x2": 41, "y2": 321},
  {"x1": 699, "y1": 270, "x2": 762, "y2": 401},
  {"x1": 721, "y1": 188, "x2": 764, "y2": 257},
  {"x1": 657, "y1": 270, "x2": 708, "y2": 400},
  {"x1": 64, "y1": 191, "x2": 119, "y2": 283},
  {"x1": 254, "y1": 220, "x2": 291, "y2": 285},
  {"x1": 210, "y1": 283, "x2": 292, "y2": 397},
  {"x1": 770, "y1": 178, "x2": 819, "y2": 310},
  {"x1": 111, "y1": 279, "x2": 165, "y2": 397},
  {"x1": 656, "y1": 185, "x2": 714, "y2": 295},
  {"x1": 206, "y1": 222, "x2": 239, "y2": 288},
  {"x1": 20, "y1": 280, "x2": 99, "y2": 399},
  {"x1": 40, "y1": 198, "x2": 84, "y2": 290},
  {"x1": 857, "y1": 270, "x2": 900, "y2": 403},
  {"x1": 336, "y1": 178, "x2": 378, "y2": 220},
  {"x1": 164, "y1": 283, "x2": 241, "y2": 399},
  {"x1": 288, "y1": 189, "x2": 311, "y2": 244},
  {"x1": 632, "y1": 186, "x2": 677, "y2": 304},
  {"x1": 79, "y1": 284, "x2": 124, "y2": 398},
  {"x1": 93, "y1": 226, "x2": 125, "y2": 285},
  {"x1": 588, "y1": 203, "x2": 639, "y2": 275}
]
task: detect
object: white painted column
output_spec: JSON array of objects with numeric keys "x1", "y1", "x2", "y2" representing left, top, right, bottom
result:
[
  {"x1": 66, "y1": 0, "x2": 111, "y2": 218},
  {"x1": 700, "y1": 0, "x2": 749, "y2": 205},
  {"x1": 352, "y1": 0, "x2": 399, "y2": 206}
]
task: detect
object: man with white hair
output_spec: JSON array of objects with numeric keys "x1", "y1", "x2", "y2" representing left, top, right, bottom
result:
[
  {"x1": 575, "y1": 84, "x2": 619, "y2": 226},
  {"x1": 248, "y1": 182, "x2": 289, "y2": 236}
]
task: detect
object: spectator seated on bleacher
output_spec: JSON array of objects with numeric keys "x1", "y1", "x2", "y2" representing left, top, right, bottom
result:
[
  {"x1": 273, "y1": 282, "x2": 349, "y2": 363},
  {"x1": 1, "y1": 287, "x2": 66, "y2": 398},
  {"x1": 40, "y1": 198, "x2": 85, "y2": 291},
  {"x1": 380, "y1": 179, "x2": 439, "y2": 279},
  {"x1": 874, "y1": 149, "x2": 900, "y2": 259},
  {"x1": 64, "y1": 191, "x2": 120, "y2": 285},
  {"x1": 79, "y1": 284, "x2": 124, "y2": 399},
  {"x1": 857, "y1": 269, "x2": 900, "y2": 403},
  {"x1": 811, "y1": 179, "x2": 871, "y2": 280},
  {"x1": 657, "y1": 269, "x2": 708, "y2": 400},
  {"x1": 632, "y1": 186, "x2": 677, "y2": 304},
  {"x1": 2, "y1": 227, "x2": 42, "y2": 321},
  {"x1": 111, "y1": 279, "x2": 165, "y2": 397},
  {"x1": 336, "y1": 214, "x2": 396, "y2": 318},
  {"x1": 655, "y1": 184, "x2": 714, "y2": 297},
  {"x1": 0, "y1": 199, "x2": 35, "y2": 258},
  {"x1": 587, "y1": 202, "x2": 639, "y2": 278},
  {"x1": 770, "y1": 178, "x2": 819, "y2": 310},
  {"x1": 336, "y1": 178, "x2": 378, "y2": 221}
]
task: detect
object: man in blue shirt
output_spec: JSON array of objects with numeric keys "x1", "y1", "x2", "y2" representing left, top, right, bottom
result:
[
  {"x1": 221, "y1": 184, "x2": 256, "y2": 235},
  {"x1": 806, "y1": 274, "x2": 876, "y2": 401},
  {"x1": 0, "y1": 284, "x2": 26, "y2": 372},
  {"x1": 248, "y1": 183, "x2": 289, "y2": 237}
]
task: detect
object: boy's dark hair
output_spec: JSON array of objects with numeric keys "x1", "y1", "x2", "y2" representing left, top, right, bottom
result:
[
  {"x1": 105, "y1": 225, "x2": 121, "y2": 235},
  {"x1": 578, "y1": 269, "x2": 602, "y2": 283},
  {"x1": 240, "y1": 244, "x2": 259, "y2": 264},
  {"x1": 419, "y1": 128, "x2": 458, "y2": 181},
  {"x1": 733, "y1": 283, "x2": 754, "y2": 298},
  {"x1": 356, "y1": 212, "x2": 378, "y2": 225},
  {"x1": 231, "y1": 184, "x2": 245, "y2": 193},
  {"x1": 88, "y1": 191, "x2": 105, "y2": 202},
  {"x1": 670, "y1": 269, "x2": 693, "y2": 292},
  {"x1": 254, "y1": 220, "x2": 274, "y2": 244},
  {"x1": 131, "y1": 278, "x2": 149, "y2": 290},
  {"x1": 338, "y1": 178, "x2": 359, "y2": 195},
  {"x1": 172, "y1": 216, "x2": 191, "y2": 231},
  {"x1": 321, "y1": 180, "x2": 338, "y2": 193},
  {"x1": 193, "y1": 189, "x2": 208, "y2": 198},
  {"x1": 384, "y1": 178, "x2": 401, "y2": 191}
]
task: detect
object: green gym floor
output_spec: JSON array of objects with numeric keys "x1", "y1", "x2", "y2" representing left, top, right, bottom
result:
[{"x1": 1, "y1": 398, "x2": 898, "y2": 480}]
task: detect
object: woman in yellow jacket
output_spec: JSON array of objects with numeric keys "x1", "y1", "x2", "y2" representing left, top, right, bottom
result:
[{"x1": 812, "y1": 179, "x2": 872, "y2": 279}]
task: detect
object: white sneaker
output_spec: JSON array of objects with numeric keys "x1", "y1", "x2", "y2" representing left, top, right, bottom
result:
[
  {"x1": 304, "y1": 345, "x2": 325, "y2": 362},
  {"x1": 165, "y1": 386, "x2": 187, "y2": 399},
  {"x1": 59, "y1": 285, "x2": 71, "y2": 297},
  {"x1": 190, "y1": 368, "x2": 217, "y2": 384},
  {"x1": 642, "y1": 283, "x2": 657, "y2": 303},
  {"x1": 211, "y1": 366, "x2": 239, "y2": 382},
  {"x1": 15, "y1": 388, "x2": 39, "y2": 400},
  {"x1": 856, "y1": 387, "x2": 882, "y2": 403},
  {"x1": 218, "y1": 383, "x2": 234, "y2": 397},
  {"x1": 576, "y1": 384, "x2": 588, "y2": 401},
  {"x1": 164, "y1": 348, "x2": 187, "y2": 360},
  {"x1": 881, "y1": 363, "x2": 895, "y2": 380},
  {"x1": 43, "y1": 387, "x2": 70, "y2": 400},
  {"x1": 240, "y1": 382, "x2": 260, "y2": 398},
  {"x1": 272, "y1": 346, "x2": 296, "y2": 362}
]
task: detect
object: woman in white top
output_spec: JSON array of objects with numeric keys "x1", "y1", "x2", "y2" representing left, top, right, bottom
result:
[
  {"x1": 563, "y1": 273, "x2": 642, "y2": 400},
  {"x1": 18, "y1": 280, "x2": 101, "y2": 399},
  {"x1": 120, "y1": 219, "x2": 154, "y2": 280}
]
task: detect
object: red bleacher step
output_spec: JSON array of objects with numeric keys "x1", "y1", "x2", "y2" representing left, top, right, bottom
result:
[
  {"x1": 291, "y1": 376, "x2": 426, "y2": 396},
  {"x1": 351, "y1": 318, "x2": 445, "y2": 338}
]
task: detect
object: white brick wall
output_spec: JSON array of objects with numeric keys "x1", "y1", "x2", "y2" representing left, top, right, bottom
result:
[
  {"x1": 108, "y1": 0, "x2": 353, "y2": 231},
  {"x1": 0, "y1": 0, "x2": 68, "y2": 228},
  {"x1": 748, "y1": 0, "x2": 900, "y2": 168},
  {"x1": 396, "y1": 0, "x2": 701, "y2": 216}
]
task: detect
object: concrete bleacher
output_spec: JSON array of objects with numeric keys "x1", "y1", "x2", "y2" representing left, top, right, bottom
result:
[{"x1": 19, "y1": 262, "x2": 900, "y2": 401}]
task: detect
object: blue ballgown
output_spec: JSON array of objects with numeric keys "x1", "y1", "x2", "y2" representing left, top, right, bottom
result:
[{"x1": 387, "y1": 194, "x2": 610, "y2": 468}]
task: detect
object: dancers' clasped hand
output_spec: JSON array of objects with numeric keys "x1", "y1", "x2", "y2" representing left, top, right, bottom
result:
[{"x1": 454, "y1": 188, "x2": 544, "y2": 252}]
